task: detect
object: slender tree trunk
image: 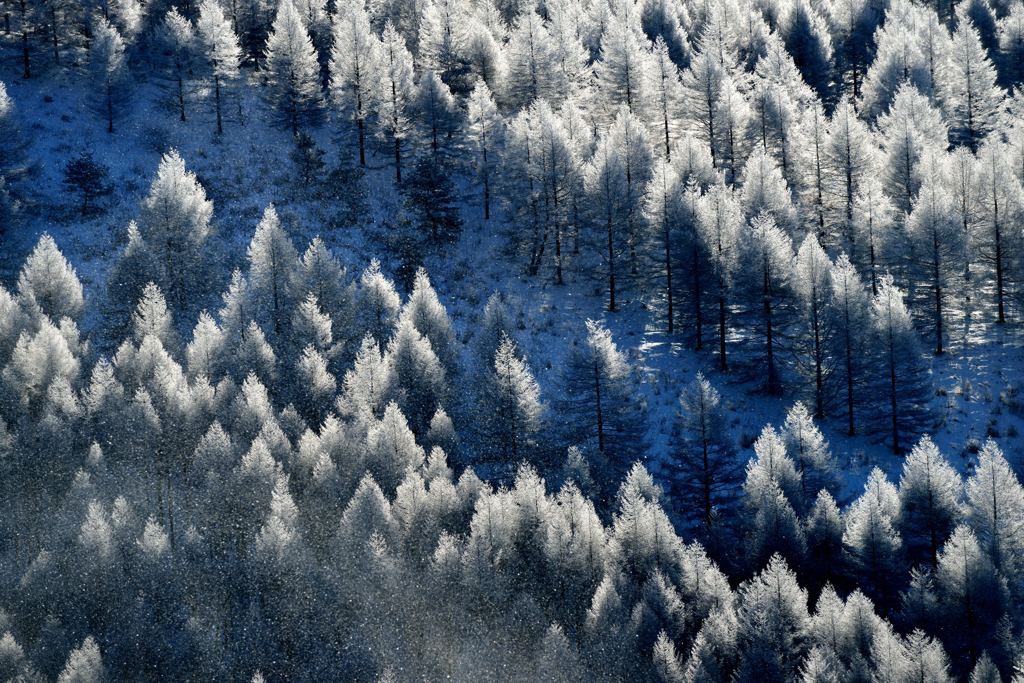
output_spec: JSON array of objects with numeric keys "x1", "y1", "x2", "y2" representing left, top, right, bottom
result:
[
  {"x1": 693, "y1": 250, "x2": 703, "y2": 349},
  {"x1": 215, "y1": 74, "x2": 224, "y2": 134},
  {"x1": 178, "y1": 74, "x2": 186, "y2": 122},
  {"x1": 994, "y1": 216, "x2": 1005, "y2": 324},
  {"x1": 607, "y1": 209, "x2": 616, "y2": 312},
  {"x1": 554, "y1": 189, "x2": 563, "y2": 285},
  {"x1": 934, "y1": 241, "x2": 944, "y2": 355},
  {"x1": 106, "y1": 82, "x2": 114, "y2": 133},
  {"x1": 889, "y1": 333, "x2": 899, "y2": 453},
  {"x1": 395, "y1": 136, "x2": 402, "y2": 183},
  {"x1": 763, "y1": 271, "x2": 776, "y2": 393},
  {"x1": 21, "y1": 28, "x2": 30, "y2": 78},
  {"x1": 357, "y1": 117, "x2": 366, "y2": 166},
  {"x1": 812, "y1": 293, "x2": 824, "y2": 417},
  {"x1": 50, "y1": 7, "x2": 60, "y2": 65},
  {"x1": 482, "y1": 146, "x2": 490, "y2": 220},
  {"x1": 664, "y1": 214, "x2": 674, "y2": 333},
  {"x1": 593, "y1": 365, "x2": 604, "y2": 452},
  {"x1": 844, "y1": 307, "x2": 855, "y2": 436},
  {"x1": 718, "y1": 290, "x2": 727, "y2": 371}
]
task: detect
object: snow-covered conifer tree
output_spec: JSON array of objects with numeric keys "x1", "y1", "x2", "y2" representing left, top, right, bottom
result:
[
  {"x1": 558, "y1": 320, "x2": 645, "y2": 487},
  {"x1": 868, "y1": 274, "x2": 931, "y2": 453},
  {"x1": 89, "y1": 16, "x2": 126, "y2": 134},
  {"x1": 197, "y1": 0, "x2": 241, "y2": 134},
  {"x1": 162, "y1": 9, "x2": 195, "y2": 123},
  {"x1": 137, "y1": 150, "x2": 214, "y2": 313},
  {"x1": 263, "y1": 0, "x2": 323, "y2": 134},
  {"x1": 466, "y1": 80, "x2": 501, "y2": 220},
  {"x1": 477, "y1": 334, "x2": 544, "y2": 462},
  {"x1": 17, "y1": 234, "x2": 84, "y2": 322},
  {"x1": 673, "y1": 372, "x2": 740, "y2": 536},
  {"x1": 943, "y1": 19, "x2": 1003, "y2": 151},
  {"x1": 376, "y1": 22, "x2": 416, "y2": 182},
  {"x1": 247, "y1": 204, "x2": 299, "y2": 337},
  {"x1": 896, "y1": 436, "x2": 962, "y2": 568},
  {"x1": 330, "y1": 0, "x2": 379, "y2": 165}
]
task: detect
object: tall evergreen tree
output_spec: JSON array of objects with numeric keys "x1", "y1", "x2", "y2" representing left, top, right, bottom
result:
[
  {"x1": 330, "y1": 0, "x2": 379, "y2": 165},
  {"x1": 558, "y1": 320, "x2": 645, "y2": 492},
  {"x1": 869, "y1": 274, "x2": 932, "y2": 454},
  {"x1": 673, "y1": 372, "x2": 740, "y2": 536},
  {"x1": 137, "y1": 150, "x2": 214, "y2": 313},
  {"x1": 695, "y1": 183, "x2": 743, "y2": 371},
  {"x1": 477, "y1": 334, "x2": 544, "y2": 462},
  {"x1": 197, "y1": 0, "x2": 241, "y2": 135},
  {"x1": 263, "y1": 0, "x2": 323, "y2": 134},
  {"x1": 942, "y1": 19, "x2": 1003, "y2": 151},
  {"x1": 376, "y1": 22, "x2": 416, "y2": 182},
  {"x1": 89, "y1": 15, "x2": 126, "y2": 134}
]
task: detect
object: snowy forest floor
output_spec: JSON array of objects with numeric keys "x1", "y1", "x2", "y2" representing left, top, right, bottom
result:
[{"x1": 4, "y1": 66, "x2": 1024, "y2": 510}]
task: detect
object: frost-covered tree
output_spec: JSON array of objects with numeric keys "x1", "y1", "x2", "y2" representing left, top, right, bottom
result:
[
  {"x1": 742, "y1": 427, "x2": 806, "y2": 566},
  {"x1": 137, "y1": 150, "x2": 214, "y2": 312},
  {"x1": 162, "y1": 9, "x2": 195, "y2": 123},
  {"x1": 376, "y1": 22, "x2": 416, "y2": 182},
  {"x1": 399, "y1": 269, "x2": 457, "y2": 375},
  {"x1": 355, "y1": 260, "x2": 401, "y2": 344},
  {"x1": 740, "y1": 151, "x2": 798, "y2": 237},
  {"x1": 57, "y1": 636, "x2": 105, "y2": 683},
  {"x1": 673, "y1": 372, "x2": 740, "y2": 535},
  {"x1": 965, "y1": 440, "x2": 1024, "y2": 586},
  {"x1": 131, "y1": 282, "x2": 175, "y2": 348},
  {"x1": 781, "y1": 402, "x2": 837, "y2": 506},
  {"x1": 504, "y1": 11, "x2": 560, "y2": 110},
  {"x1": 736, "y1": 213, "x2": 793, "y2": 393},
  {"x1": 263, "y1": 0, "x2": 323, "y2": 134},
  {"x1": 17, "y1": 234, "x2": 84, "y2": 322},
  {"x1": 850, "y1": 178, "x2": 893, "y2": 296},
  {"x1": 477, "y1": 335, "x2": 544, "y2": 461},
  {"x1": 844, "y1": 468, "x2": 904, "y2": 603},
  {"x1": 823, "y1": 255, "x2": 869, "y2": 439},
  {"x1": 386, "y1": 319, "x2": 447, "y2": 435},
  {"x1": 584, "y1": 107, "x2": 653, "y2": 311},
  {"x1": 247, "y1": 204, "x2": 299, "y2": 337},
  {"x1": 858, "y1": 0, "x2": 941, "y2": 119},
  {"x1": 466, "y1": 80, "x2": 501, "y2": 220},
  {"x1": 593, "y1": 4, "x2": 650, "y2": 120},
  {"x1": 558, "y1": 320, "x2": 645, "y2": 486},
  {"x1": 933, "y1": 525, "x2": 1008, "y2": 662},
  {"x1": 695, "y1": 183, "x2": 743, "y2": 371},
  {"x1": 197, "y1": 0, "x2": 241, "y2": 135},
  {"x1": 339, "y1": 333, "x2": 392, "y2": 420},
  {"x1": 330, "y1": 0, "x2": 379, "y2": 165},
  {"x1": 998, "y1": 2, "x2": 1024, "y2": 86},
  {"x1": 412, "y1": 70, "x2": 460, "y2": 162},
  {"x1": 943, "y1": 19, "x2": 1003, "y2": 151},
  {"x1": 971, "y1": 140, "x2": 1024, "y2": 325},
  {"x1": 906, "y1": 171, "x2": 965, "y2": 355},
  {"x1": 781, "y1": 0, "x2": 833, "y2": 102},
  {"x1": 89, "y1": 16, "x2": 126, "y2": 134},
  {"x1": 896, "y1": 436, "x2": 962, "y2": 568},
  {"x1": 734, "y1": 555, "x2": 810, "y2": 681},
  {"x1": 869, "y1": 274, "x2": 931, "y2": 454},
  {"x1": 793, "y1": 233, "x2": 833, "y2": 418},
  {"x1": 823, "y1": 99, "x2": 876, "y2": 249},
  {"x1": 877, "y1": 84, "x2": 948, "y2": 216},
  {"x1": 417, "y1": 0, "x2": 470, "y2": 90},
  {"x1": 649, "y1": 39, "x2": 682, "y2": 158}
]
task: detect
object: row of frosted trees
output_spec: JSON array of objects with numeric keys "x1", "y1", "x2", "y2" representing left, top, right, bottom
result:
[{"x1": 1, "y1": 227, "x2": 1023, "y2": 681}]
